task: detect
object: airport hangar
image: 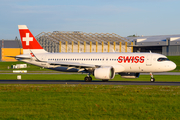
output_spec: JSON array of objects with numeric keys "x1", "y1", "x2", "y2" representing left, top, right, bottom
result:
[
  {"x1": 0, "y1": 31, "x2": 133, "y2": 61},
  {"x1": 126, "y1": 34, "x2": 180, "y2": 56},
  {"x1": 0, "y1": 31, "x2": 180, "y2": 61}
]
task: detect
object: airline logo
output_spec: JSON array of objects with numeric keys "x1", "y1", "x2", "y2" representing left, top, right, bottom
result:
[
  {"x1": 23, "y1": 33, "x2": 33, "y2": 46},
  {"x1": 118, "y1": 56, "x2": 145, "y2": 63},
  {"x1": 18, "y1": 25, "x2": 43, "y2": 49}
]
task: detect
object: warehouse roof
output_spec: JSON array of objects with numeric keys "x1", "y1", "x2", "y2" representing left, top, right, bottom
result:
[
  {"x1": 36, "y1": 31, "x2": 131, "y2": 45},
  {"x1": 126, "y1": 34, "x2": 180, "y2": 42}
]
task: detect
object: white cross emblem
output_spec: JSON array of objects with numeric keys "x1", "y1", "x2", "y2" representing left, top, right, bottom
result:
[{"x1": 22, "y1": 33, "x2": 33, "y2": 46}]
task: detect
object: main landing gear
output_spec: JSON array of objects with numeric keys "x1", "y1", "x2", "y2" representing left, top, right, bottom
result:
[
  {"x1": 84, "y1": 74, "x2": 92, "y2": 82},
  {"x1": 150, "y1": 72, "x2": 155, "y2": 82}
]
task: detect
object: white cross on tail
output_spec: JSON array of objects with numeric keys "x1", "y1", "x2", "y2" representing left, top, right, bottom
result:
[{"x1": 23, "y1": 33, "x2": 33, "y2": 46}]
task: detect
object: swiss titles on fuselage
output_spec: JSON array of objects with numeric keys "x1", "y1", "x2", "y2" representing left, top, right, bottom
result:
[{"x1": 118, "y1": 56, "x2": 144, "y2": 63}]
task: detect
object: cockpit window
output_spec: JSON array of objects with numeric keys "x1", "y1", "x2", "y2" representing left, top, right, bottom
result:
[{"x1": 157, "y1": 58, "x2": 170, "y2": 62}]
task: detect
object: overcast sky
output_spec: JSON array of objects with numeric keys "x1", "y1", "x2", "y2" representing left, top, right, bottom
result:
[{"x1": 0, "y1": 0, "x2": 180, "y2": 39}]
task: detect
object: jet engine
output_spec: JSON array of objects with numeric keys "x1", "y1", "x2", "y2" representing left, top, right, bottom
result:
[
  {"x1": 119, "y1": 73, "x2": 140, "y2": 78},
  {"x1": 94, "y1": 67, "x2": 115, "y2": 79}
]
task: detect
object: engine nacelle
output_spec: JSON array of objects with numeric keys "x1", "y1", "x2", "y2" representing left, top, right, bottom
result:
[
  {"x1": 119, "y1": 73, "x2": 140, "y2": 79},
  {"x1": 94, "y1": 67, "x2": 115, "y2": 79}
]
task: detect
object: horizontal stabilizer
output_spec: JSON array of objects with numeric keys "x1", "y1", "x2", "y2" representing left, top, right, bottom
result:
[
  {"x1": 15, "y1": 54, "x2": 32, "y2": 59},
  {"x1": 5, "y1": 56, "x2": 16, "y2": 58}
]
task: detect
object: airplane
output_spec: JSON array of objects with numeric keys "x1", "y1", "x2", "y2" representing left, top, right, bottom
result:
[{"x1": 15, "y1": 25, "x2": 176, "y2": 82}]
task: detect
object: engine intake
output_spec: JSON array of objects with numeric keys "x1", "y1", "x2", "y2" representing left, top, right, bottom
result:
[{"x1": 94, "y1": 67, "x2": 115, "y2": 79}]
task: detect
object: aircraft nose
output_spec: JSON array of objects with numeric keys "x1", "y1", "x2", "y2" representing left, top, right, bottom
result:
[{"x1": 170, "y1": 62, "x2": 176, "y2": 71}]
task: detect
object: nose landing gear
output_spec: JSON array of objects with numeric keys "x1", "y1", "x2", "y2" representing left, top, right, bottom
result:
[{"x1": 150, "y1": 73, "x2": 155, "y2": 82}]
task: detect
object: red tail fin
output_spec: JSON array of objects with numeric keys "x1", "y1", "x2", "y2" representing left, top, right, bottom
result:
[{"x1": 18, "y1": 25, "x2": 43, "y2": 49}]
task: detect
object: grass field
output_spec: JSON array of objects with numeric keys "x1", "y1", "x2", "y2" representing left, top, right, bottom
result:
[
  {"x1": 0, "y1": 74, "x2": 179, "y2": 82},
  {"x1": 0, "y1": 61, "x2": 54, "y2": 72},
  {"x1": 0, "y1": 56, "x2": 179, "y2": 119},
  {"x1": 0, "y1": 84, "x2": 179, "y2": 119}
]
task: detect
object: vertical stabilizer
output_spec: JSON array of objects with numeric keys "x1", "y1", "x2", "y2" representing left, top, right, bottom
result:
[{"x1": 18, "y1": 25, "x2": 47, "y2": 54}]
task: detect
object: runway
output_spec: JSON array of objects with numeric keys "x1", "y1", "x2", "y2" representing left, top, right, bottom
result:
[{"x1": 0, "y1": 80, "x2": 180, "y2": 86}]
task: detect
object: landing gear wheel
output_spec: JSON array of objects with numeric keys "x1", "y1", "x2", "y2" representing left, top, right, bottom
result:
[
  {"x1": 150, "y1": 78, "x2": 155, "y2": 82},
  {"x1": 102, "y1": 79, "x2": 109, "y2": 82},
  {"x1": 150, "y1": 72, "x2": 155, "y2": 82},
  {"x1": 84, "y1": 76, "x2": 92, "y2": 82}
]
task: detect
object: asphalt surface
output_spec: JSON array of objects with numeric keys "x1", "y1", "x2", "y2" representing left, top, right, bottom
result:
[
  {"x1": 0, "y1": 80, "x2": 180, "y2": 86},
  {"x1": 1, "y1": 72, "x2": 180, "y2": 75}
]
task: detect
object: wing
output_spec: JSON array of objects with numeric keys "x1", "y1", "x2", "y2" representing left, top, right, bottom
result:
[
  {"x1": 47, "y1": 61, "x2": 102, "y2": 72},
  {"x1": 47, "y1": 61, "x2": 96, "y2": 68},
  {"x1": 31, "y1": 50, "x2": 101, "y2": 71}
]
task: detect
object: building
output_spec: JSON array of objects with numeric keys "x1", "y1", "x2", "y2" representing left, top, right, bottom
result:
[
  {"x1": 0, "y1": 39, "x2": 22, "y2": 61},
  {"x1": 0, "y1": 32, "x2": 133, "y2": 61},
  {"x1": 36, "y1": 31, "x2": 133, "y2": 53},
  {"x1": 126, "y1": 34, "x2": 180, "y2": 56}
]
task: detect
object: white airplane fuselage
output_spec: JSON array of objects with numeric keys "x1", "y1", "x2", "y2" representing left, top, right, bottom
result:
[{"x1": 19, "y1": 52, "x2": 176, "y2": 73}]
